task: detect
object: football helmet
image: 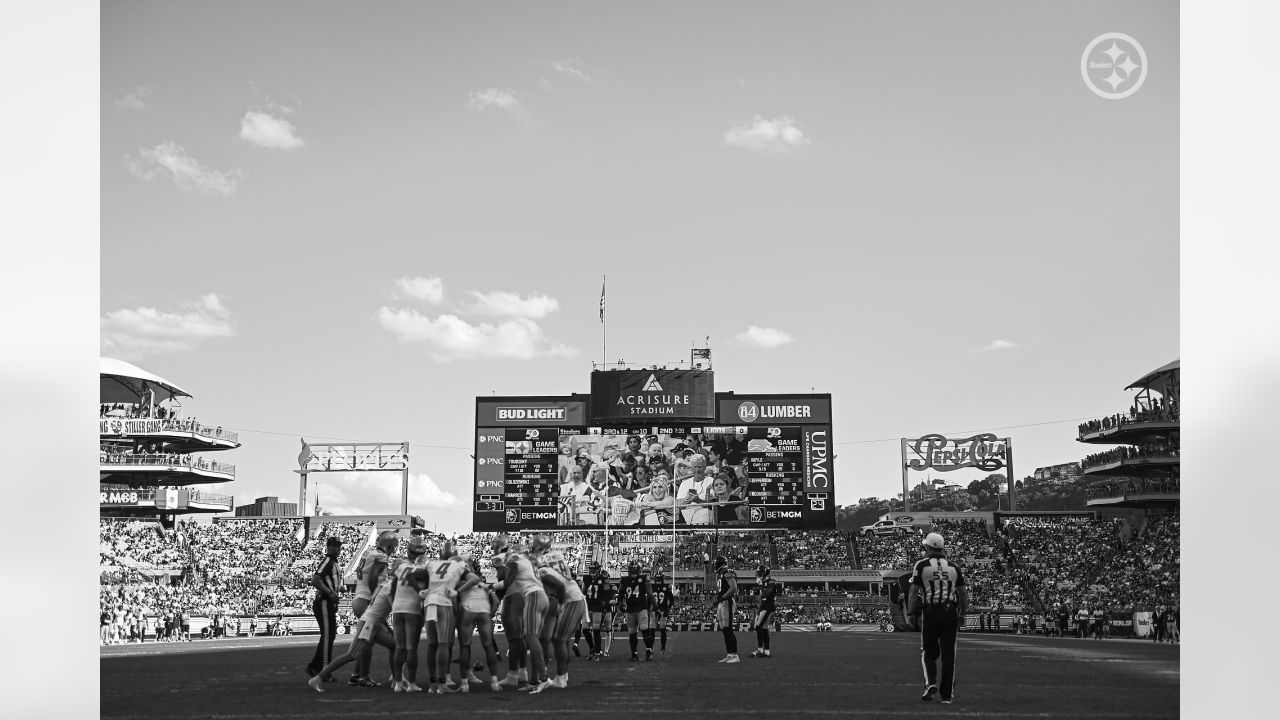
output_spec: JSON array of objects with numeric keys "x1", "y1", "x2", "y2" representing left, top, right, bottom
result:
[
  {"x1": 407, "y1": 535, "x2": 429, "y2": 557},
  {"x1": 529, "y1": 535, "x2": 552, "y2": 556},
  {"x1": 439, "y1": 540, "x2": 458, "y2": 560},
  {"x1": 756, "y1": 564, "x2": 771, "y2": 580},
  {"x1": 589, "y1": 561, "x2": 603, "y2": 576},
  {"x1": 713, "y1": 555, "x2": 728, "y2": 572},
  {"x1": 376, "y1": 531, "x2": 397, "y2": 554},
  {"x1": 628, "y1": 562, "x2": 641, "y2": 576}
]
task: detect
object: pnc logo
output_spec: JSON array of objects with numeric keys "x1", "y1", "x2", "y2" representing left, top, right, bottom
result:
[
  {"x1": 737, "y1": 401, "x2": 759, "y2": 423},
  {"x1": 641, "y1": 374, "x2": 663, "y2": 392}
]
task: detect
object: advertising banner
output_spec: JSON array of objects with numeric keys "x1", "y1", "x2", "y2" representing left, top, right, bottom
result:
[
  {"x1": 1133, "y1": 611, "x2": 1153, "y2": 638},
  {"x1": 476, "y1": 398, "x2": 587, "y2": 427},
  {"x1": 718, "y1": 395, "x2": 832, "y2": 425},
  {"x1": 100, "y1": 488, "x2": 143, "y2": 506},
  {"x1": 904, "y1": 434, "x2": 1010, "y2": 472},
  {"x1": 590, "y1": 370, "x2": 714, "y2": 420}
]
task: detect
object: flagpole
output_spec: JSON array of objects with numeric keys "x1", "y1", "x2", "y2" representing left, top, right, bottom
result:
[{"x1": 600, "y1": 275, "x2": 607, "y2": 369}]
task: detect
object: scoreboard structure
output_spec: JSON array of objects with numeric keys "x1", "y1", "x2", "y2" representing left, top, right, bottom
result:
[{"x1": 473, "y1": 370, "x2": 834, "y2": 532}]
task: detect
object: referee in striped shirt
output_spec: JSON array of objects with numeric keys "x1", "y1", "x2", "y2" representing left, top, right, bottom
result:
[
  {"x1": 306, "y1": 537, "x2": 343, "y2": 680},
  {"x1": 906, "y1": 532, "x2": 967, "y2": 705}
]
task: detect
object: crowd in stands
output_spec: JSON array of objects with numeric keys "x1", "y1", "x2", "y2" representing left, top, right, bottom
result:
[
  {"x1": 855, "y1": 530, "x2": 922, "y2": 571},
  {"x1": 99, "y1": 445, "x2": 231, "y2": 472},
  {"x1": 774, "y1": 530, "x2": 849, "y2": 569},
  {"x1": 101, "y1": 403, "x2": 177, "y2": 419},
  {"x1": 1081, "y1": 444, "x2": 1180, "y2": 469},
  {"x1": 100, "y1": 405, "x2": 237, "y2": 442},
  {"x1": 100, "y1": 519, "x2": 189, "y2": 569},
  {"x1": 1077, "y1": 400, "x2": 1177, "y2": 436},
  {"x1": 100, "y1": 513, "x2": 1179, "y2": 634},
  {"x1": 1087, "y1": 477, "x2": 1180, "y2": 498},
  {"x1": 1082, "y1": 515, "x2": 1180, "y2": 613}
]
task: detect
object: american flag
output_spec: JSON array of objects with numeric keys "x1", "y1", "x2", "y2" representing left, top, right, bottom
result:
[{"x1": 599, "y1": 275, "x2": 606, "y2": 323}]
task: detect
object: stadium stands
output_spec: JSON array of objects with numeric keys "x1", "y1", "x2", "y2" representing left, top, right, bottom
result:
[{"x1": 99, "y1": 514, "x2": 1179, "y2": 635}]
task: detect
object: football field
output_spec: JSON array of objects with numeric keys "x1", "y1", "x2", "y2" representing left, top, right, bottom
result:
[{"x1": 101, "y1": 631, "x2": 1179, "y2": 719}]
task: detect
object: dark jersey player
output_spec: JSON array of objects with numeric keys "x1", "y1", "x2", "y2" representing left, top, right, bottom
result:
[
  {"x1": 650, "y1": 570, "x2": 675, "y2": 654},
  {"x1": 751, "y1": 565, "x2": 779, "y2": 658},
  {"x1": 617, "y1": 563, "x2": 654, "y2": 661},
  {"x1": 712, "y1": 555, "x2": 740, "y2": 663},
  {"x1": 580, "y1": 563, "x2": 607, "y2": 660}
]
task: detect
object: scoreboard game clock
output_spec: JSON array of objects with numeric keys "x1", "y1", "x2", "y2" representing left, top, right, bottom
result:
[{"x1": 474, "y1": 390, "x2": 834, "y2": 532}]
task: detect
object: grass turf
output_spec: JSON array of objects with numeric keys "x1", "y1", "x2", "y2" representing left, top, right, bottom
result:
[{"x1": 102, "y1": 630, "x2": 1179, "y2": 719}]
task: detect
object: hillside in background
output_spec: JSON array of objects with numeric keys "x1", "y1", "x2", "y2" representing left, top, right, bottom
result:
[{"x1": 836, "y1": 473, "x2": 1102, "y2": 532}]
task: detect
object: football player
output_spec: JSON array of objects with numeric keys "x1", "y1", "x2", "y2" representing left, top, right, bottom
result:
[
  {"x1": 618, "y1": 562, "x2": 654, "y2": 661},
  {"x1": 580, "y1": 561, "x2": 609, "y2": 660},
  {"x1": 530, "y1": 537, "x2": 587, "y2": 690},
  {"x1": 390, "y1": 535, "x2": 430, "y2": 691},
  {"x1": 407, "y1": 540, "x2": 481, "y2": 693},
  {"x1": 496, "y1": 540, "x2": 550, "y2": 691},
  {"x1": 751, "y1": 565, "x2": 778, "y2": 658},
  {"x1": 650, "y1": 569, "x2": 675, "y2": 654},
  {"x1": 456, "y1": 557, "x2": 503, "y2": 692},
  {"x1": 306, "y1": 566, "x2": 398, "y2": 693},
  {"x1": 712, "y1": 555, "x2": 740, "y2": 663},
  {"x1": 348, "y1": 531, "x2": 396, "y2": 686}
]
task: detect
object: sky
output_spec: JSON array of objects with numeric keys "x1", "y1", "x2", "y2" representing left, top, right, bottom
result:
[{"x1": 100, "y1": 0, "x2": 1178, "y2": 534}]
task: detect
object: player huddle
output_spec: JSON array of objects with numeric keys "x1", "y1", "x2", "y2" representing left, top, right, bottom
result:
[{"x1": 307, "y1": 533, "x2": 780, "y2": 695}]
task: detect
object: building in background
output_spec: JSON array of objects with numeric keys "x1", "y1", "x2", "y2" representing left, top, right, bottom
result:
[
  {"x1": 99, "y1": 357, "x2": 238, "y2": 526},
  {"x1": 235, "y1": 496, "x2": 298, "y2": 517},
  {"x1": 1078, "y1": 359, "x2": 1180, "y2": 516}
]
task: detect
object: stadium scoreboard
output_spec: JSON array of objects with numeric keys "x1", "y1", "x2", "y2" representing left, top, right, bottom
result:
[{"x1": 473, "y1": 375, "x2": 834, "y2": 531}]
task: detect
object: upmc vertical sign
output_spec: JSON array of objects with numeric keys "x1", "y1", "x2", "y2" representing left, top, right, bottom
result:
[
  {"x1": 803, "y1": 428, "x2": 832, "y2": 494},
  {"x1": 802, "y1": 426, "x2": 835, "y2": 525}
]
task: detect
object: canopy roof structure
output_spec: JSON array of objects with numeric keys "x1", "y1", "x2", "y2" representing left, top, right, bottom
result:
[
  {"x1": 100, "y1": 357, "x2": 192, "y2": 404},
  {"x1": 1126, "y1": 358, "x2": 1179, "y2": 392}
]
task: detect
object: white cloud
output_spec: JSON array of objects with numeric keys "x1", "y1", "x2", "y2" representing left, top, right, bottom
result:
[
  {"x1": 978, "y1": 339, "x2": 1019, "y2": 351},
  {"x1": 124, "y1": 141, "x2": 243, "y2": 196},
  {"x1": 395, "y1": 276, "x2": 445, "y2": 304},
  {"x1": 733, "y1": 325, "x2": 795, "y2": 348},
  {"x1": 377, "y1": 309, "x2": 577, "y2": 362},
  {"x1": 467, "y1": 88, "x2": 532, "y2": 123},
  {"x1": 239, "y1": 110, "x2": 304, "y2": 150},
  {"x1": 101, "y1": 293, "x2": 235, "y2": 359},
  {"x1": 552, "y1": 57, "x2": 593, "y2": 82},
  {"x1": 115, "y1": 85, "x2": 154, "y2": 110},
  {"x1": 313, "y1": 471, "x2": 460, "y2": 516},
  {"x1": 464, "y1": 290, "x2": 559, "y2": 319},
  {"x1": 724, "y1": 115, "x2": 810, "y2": 153}
]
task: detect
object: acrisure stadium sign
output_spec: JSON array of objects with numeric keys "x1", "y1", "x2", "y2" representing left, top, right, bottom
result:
[{"x1": 590, "y1": 370, "x2": 714, "y2": 420}]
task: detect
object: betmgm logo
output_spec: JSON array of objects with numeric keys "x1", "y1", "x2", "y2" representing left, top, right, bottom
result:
[
  {"x1": 737, "y1": 401, "x2": 759, "y2": 423},
  {"x1": 505, "y1": 509, "x2": 519, "y2": 525},
  {"x1": 749, "y1": 506, "x2": 765, "y2": 523}
]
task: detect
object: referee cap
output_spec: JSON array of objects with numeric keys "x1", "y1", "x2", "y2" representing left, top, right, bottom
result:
[{"x1": 922, "y1": 532, "x2": 945, "y2": 550}]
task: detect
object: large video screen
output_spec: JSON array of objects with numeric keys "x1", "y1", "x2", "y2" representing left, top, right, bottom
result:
[{"x1": 474, "y1": 398, "x2": 834, "y2": 531}]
